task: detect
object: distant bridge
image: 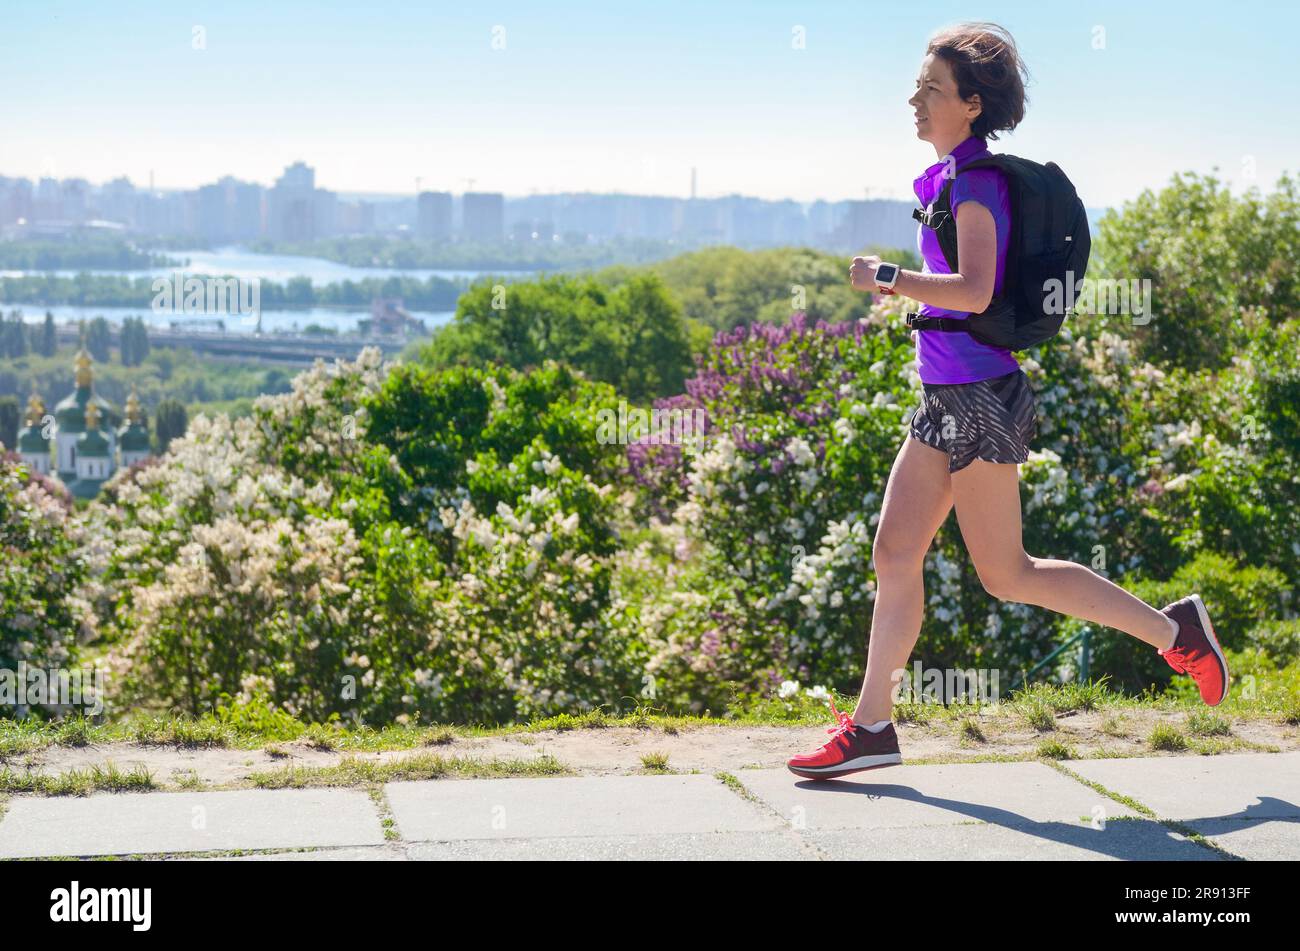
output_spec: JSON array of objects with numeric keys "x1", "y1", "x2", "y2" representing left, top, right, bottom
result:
[{"x1": 54, "y1": 325, "x2": 413, "y2": 365}]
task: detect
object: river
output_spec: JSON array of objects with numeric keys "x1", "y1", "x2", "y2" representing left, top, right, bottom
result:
[
  {"x1": 0, "y1": 246, "x2": 535, "y2": 334},
  {"x1": 0, "y1": 245, "x2": 531, "y2": 285}
]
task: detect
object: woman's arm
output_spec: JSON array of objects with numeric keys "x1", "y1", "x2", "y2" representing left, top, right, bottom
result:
[{"x1": 850, "y1": 201, "x2": 997, "y2": 314}]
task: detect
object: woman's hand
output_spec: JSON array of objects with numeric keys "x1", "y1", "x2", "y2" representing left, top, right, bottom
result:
[{"x1": 849, "y1": 255, "x2": 881, "y2": 291}]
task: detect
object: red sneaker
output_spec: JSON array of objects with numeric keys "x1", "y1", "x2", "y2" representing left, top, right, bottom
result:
[
  {"x1": 1159, "y1": 593, "x2": 1230, "y2": 706},
  {"x1": 786, "y1": 700, "x2": 902, "y2": 779}
]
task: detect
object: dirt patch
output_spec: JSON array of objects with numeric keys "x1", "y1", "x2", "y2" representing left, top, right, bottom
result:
[{"x1": 6, "y1": 707, "x2": 1298, "y2": 791}]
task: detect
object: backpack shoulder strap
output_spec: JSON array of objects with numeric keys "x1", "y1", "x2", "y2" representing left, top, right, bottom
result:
[{"x1": 913, "y1": 156, "x2": 1005, "y2": 272}]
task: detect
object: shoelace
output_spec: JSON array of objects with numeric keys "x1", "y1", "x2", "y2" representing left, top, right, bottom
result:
[
  {"x1": 1161, "y1": 615, "x2": 1193, "y2": 667},
  {"x1": 824, "y1": 698, "x2": 857, "y2": 739}
]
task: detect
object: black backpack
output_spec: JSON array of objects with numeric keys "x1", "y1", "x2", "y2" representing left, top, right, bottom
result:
[{"x1": 907, "y1": 154, "x2": 1090, "y2": 351}]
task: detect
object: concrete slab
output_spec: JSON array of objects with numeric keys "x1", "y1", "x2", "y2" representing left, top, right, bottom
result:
[
  {"x1": 0, "y1": 788, "x2": 385, "y2": 859},
  {"x1": 1066, "y1": 752, "x2": 1300, "y2": 821},
  {"x1": 1067, "y1": 752, "x2": 1300, "y2": 861},
  {"x1": 180, "y1": 845, "x2": 409, "y2": 861},
  {"x1": 385, "y1": 774, "x2": 779, "y2": 841},
  {"x1": 736, "y1": 762, "x2": 1141, "y2": 834},
  {"x1": 806, "y1": 819, "x2": 1220, "y2": 861},
  {"x1": 406, "y1": 831, "x2": 812, "y2": 861},
  {"x1": 4, "y1": 754, "x2": 1291, "y2": 861},
  {"x1": 1180, "y1": 821, "x2": 1300, "y2": 861}
]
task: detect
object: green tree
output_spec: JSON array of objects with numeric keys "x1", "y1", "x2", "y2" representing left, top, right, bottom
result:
[
  {"x1": 119, "y1": 316, "x2": 151, "y2": 367},
  {"x1": 37, "y1": 312, "x2": 58, "y2": 357},
  {"x1": 421, "y1": 272, "x2": 694, "y2": 401},
  {"x1": 154, "y1": 398, "x2": 188, "y2": 454},
  {"x1": 0, "y1": 396, "x2": 19, "y2": 451},
  {"x1": 594, "y1": 273, "x2": 692, "y2": 401},
  {"x1": 1092, "y1": 172, "x2": 1299, "y2": 370},
  {"x1": 643, "y1": 245, "x2": 896, "y2": 332},
  {"x1": 3, "y1": 314, "x2": 29, "y2": 359},
  {"x1": 86, "y1": 316, "x2": 112, "y2": 363}
]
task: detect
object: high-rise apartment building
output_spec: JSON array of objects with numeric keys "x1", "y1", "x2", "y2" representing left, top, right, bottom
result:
[
  {"x1": 462, "y1": 192, "x2": 504, "y2": 241},
  {"x1": 417, "y1": 191, "x2": 453, "y2": 239}
]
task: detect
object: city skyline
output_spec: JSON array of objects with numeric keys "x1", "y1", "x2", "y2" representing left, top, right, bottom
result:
[
  {"x1": 2, "y1": 1, "x2": 1295, "y2": 209},
  {"x1": 0, "y1": 159, "x2": 927, "y2": 251}
]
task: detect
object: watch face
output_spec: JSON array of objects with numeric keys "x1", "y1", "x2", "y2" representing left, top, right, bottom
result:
[{"x1": 876, "y1": 264, "x2": 898, "y2": 284}]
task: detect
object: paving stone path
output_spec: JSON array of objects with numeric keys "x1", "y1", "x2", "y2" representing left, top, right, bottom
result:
[{"x1": 2, "y1": 752, "x2": 1296, "y2": 861}]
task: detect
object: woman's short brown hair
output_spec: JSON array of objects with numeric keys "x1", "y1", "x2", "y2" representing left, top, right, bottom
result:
[{"x1": 927, "y1": 22, "x2": 1028, "y2": 141}]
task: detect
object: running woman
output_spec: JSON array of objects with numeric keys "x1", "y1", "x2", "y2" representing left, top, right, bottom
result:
[{"x1": 786, "y1": 22, "x2": 1228, "y2": 780}]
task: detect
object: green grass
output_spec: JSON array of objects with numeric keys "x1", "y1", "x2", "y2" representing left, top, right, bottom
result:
[
  {"x1": 1009, "y1": 679, "x2": 1114, "y2": 714},
  {"x1": 248, "y1": 753, "x2": 569, "y2": 789},
  {"x1": 1100, "y1": 713, "x2": 1130, "y2": 737},
  {"x1": 1149, "y1": 722, "x2": 1189, "y2": 751},
  {"x1": 0, "y1": 762, "x2": 155, "y2": 796},
  {"x1": 893, "y1": 702, "x2": 937, "y2": 726},
  {"x1": 1187, "y1": 710, "x2": 1232, "y2": 737},
  {"x1": 1036, "y1": 738, "x2": 1076, "y2": 760},
  {"x1": 715, "y1": 771, "x2": 760, "y2": 803},
  {"x1": 1017, "y1": 701, "x2": 1057, "y2": 733},
  {"x1": 130, "y1": 714, "x2": 234, "y2": 748},
  {"x1": 639, "y1": 751, "x2": 672, "y2": 773},
  {"x1": 524, "y1": 710, "x2": 615, "y2": 732},
  {"x1": 1, "y1": 674, "x2": 1294, "y2": 760},
  {"x1": 172, "y1": 770, "x2": 206, "y2": 790}
]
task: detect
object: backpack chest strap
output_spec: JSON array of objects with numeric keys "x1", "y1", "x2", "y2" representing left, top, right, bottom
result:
[{"x1": 912, "y1": 206, "x2": 952, "y2": 229}]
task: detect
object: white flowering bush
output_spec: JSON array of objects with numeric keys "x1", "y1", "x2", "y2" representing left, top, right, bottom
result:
[
  {"x1": 626, "y1": 307, "x2": 950, "y2": 699},
  {"x1": 81, "y1": 354, "x2": 393, "y2": 720},
  {"x1": 626, "y1": 298, "x2": 1300, "y2": 702},
  {"x1": 1024, "y1": 320, "x2": 1300, "y2": 591},
  {"x1": 62, "y1": 287, "x2": 1299, "y2": 721},
  {"x1": 0, "y1": 451, "x2": 86, "y2": 716},
  {"x1": 358, "y1": 360, "x2": 652, "y2": 721},
  {"x1": 75, "y1": 352, "x2": 658, "y2": 723}
]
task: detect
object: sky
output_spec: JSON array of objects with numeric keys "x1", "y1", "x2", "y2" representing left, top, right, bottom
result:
[{"x1": 1, "y1": 0, "x2": 1296, "y2": 209}]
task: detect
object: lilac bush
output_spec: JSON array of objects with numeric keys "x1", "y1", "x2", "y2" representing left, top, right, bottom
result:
[{"x1": 624, "y1": 296, "x2": 1299, "y2": 707}]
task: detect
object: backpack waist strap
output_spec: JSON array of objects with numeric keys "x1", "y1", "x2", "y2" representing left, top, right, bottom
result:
[{"x1": 906, "y1": 312, "x2": 971, "y2": 333}]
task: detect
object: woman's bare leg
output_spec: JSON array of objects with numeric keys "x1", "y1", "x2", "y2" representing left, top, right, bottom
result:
[
  {"x1": 851, "y1": 434, "x2": 954, "y2": 725},
  {"x1": 949, "y1": 458, "x2": 1175, "y2": 649}
]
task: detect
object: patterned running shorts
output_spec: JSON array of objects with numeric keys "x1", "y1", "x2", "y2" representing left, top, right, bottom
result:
[{"x1": 907, "y1": 368, "x2": 1038, "y2": 473}]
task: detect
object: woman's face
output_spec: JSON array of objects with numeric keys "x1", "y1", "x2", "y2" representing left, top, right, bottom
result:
[{"x1": 909, "y1": 53, "x2": 980, "y2": 146}]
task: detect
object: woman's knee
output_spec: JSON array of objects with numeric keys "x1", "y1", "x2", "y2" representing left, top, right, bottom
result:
[
  {"x1": 871, "y1": 530, "x2": 928, "y2": 577},
  {"x1": 976, "y1": 552, "x2": 1034, "y2": 602}
]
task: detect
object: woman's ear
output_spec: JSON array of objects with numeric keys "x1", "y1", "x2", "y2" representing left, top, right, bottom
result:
[{"x1": 965, "y1": 92, "x2": 983, "y2": 124}]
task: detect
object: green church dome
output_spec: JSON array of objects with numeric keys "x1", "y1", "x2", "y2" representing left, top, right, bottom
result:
[
  {"x1": 76, "y1": 428, "x2": 110, "y2": 457},
  {"x1": 54, "y1": 348, "x2": 117, "y2": 433},
  {"x1": 18, "y1": 425, "x2": 49, "y2": 453},
  {"x1": 17, "y1": 391, "x2": 50, "y2": 454},
  {"x1": 118, "y1": 424, "x2": 150, "y2": 453},
  {"x1": 117, "y1": 388, "x2": 151, "y2": 453},
  {"x1": 76, "y1": 399, "x2": 110, "y2": 458}
]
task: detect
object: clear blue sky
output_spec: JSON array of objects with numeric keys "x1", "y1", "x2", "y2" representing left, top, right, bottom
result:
[{"x1": 1, "y1": 0, "x2": 1295, "y2": 208}]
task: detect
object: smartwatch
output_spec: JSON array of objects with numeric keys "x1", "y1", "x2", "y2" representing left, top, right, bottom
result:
[{"x1": 874, "y1": 262, "x2": 900, "y2": 292}]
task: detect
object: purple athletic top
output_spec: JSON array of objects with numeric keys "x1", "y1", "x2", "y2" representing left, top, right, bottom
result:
[{"x1": 912, "y1": 134, "x2": 1020, "y2": 385}]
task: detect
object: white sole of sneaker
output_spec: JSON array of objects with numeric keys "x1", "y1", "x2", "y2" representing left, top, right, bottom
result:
[
  {"x1": 1191, "y1": 592, "x2": 1230, "y2": 705},
  {"x1": 787, "y1": 752, "x2": 903, "y2": 779}
]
